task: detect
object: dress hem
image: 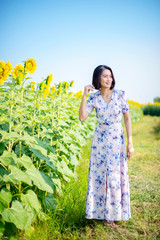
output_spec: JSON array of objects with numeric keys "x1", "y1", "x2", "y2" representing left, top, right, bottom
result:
[{"x1": 85, "y1": 216, "x2": 131, "y2": 221}]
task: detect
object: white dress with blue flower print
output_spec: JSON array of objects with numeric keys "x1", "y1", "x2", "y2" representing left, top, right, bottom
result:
[{"x1": 85, "y1": 88, "x2": 131, "y2": 221}]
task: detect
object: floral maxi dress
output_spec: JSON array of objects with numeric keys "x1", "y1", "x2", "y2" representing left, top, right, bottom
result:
[{"x1": 85, "y1": 88, "x2": 131, "y2": 221}]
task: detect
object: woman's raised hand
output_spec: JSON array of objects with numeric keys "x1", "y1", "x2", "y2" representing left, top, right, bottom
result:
[{"x1": 84, "y1": 85, "x2": 95, "y2": 97}]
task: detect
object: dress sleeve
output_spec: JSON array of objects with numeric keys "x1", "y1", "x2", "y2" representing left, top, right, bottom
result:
[
  {"x1": 121, "y1": 90, "x2": 129, "y2": 113},
  {"x1": 86, "y1": 93, "x2": 95, "y2": 114}
]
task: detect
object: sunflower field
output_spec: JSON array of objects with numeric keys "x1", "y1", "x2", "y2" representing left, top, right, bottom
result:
[
  {"x1": 0, "y1": 59, "x2": 143, "y2": 237},
  {"x1": 128, "y1": 99, "x2": 160, "y2": 117}
]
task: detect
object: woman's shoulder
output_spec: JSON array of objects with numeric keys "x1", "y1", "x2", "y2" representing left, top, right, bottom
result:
[
  {"x1": 115, "y1": 88, "x2": 126, "y2": 96},
  {"x1": 114, "y1": 88, "x2": 128, "y2": 101},
  {"x1": 114, "y1": 88, "x2": 124, "y2": 92},
  {"x1": 88, "y1": 90, "x2": 100, "y2": 98}
]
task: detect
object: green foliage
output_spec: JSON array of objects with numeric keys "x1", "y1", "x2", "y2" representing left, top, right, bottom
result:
[
  {"x1": 0, "y1": 77, "x2": 98, "y2": 238},
  {"x1": 0, "y1": 72, "x2": 143, "y2": 238},
  {"x1": 129, "y1": 106, "x2": 143, "y2": 122},
  {"x1": 19, "y1": 116, "x2": 160, "y2": 240},
  {"x1": 142, "y1": 105, "x2": 160, "y2": 116},
  {"x1": 2, "y1": 200, "x2": 32, "y2": 230},
  {"x1": 153, "y1": 96, "x2": 160, "y2": 103}
]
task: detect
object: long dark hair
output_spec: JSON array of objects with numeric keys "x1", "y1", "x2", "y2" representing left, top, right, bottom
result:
[{"x1": 92, "y1": 65, "x2": 116, "y2": 90}]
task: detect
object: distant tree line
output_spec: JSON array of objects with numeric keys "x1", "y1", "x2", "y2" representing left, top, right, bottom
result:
[{"x1": 154, "y1": 97, "x2": 160, "y2": 103}]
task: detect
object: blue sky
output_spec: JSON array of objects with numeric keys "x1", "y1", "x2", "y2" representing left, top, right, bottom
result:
[{"x1": 1, "y1": 0, "x2": 160, "y2": 103}]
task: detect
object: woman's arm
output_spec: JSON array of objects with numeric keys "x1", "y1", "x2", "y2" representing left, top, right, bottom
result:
[
  {"x1": 79, "y1": 94, "x2": 90, "y2": 122},
  {"x1": 123, "y1": 111, "x2": 134, "y2": 159},
  {"x1": 79, "y1": 84, "x2": 95, "y2": 122}
]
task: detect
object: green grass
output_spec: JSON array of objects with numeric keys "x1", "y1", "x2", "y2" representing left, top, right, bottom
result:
[{"x1": 18, "y1": 115, "x2": 160, "y2": 240}]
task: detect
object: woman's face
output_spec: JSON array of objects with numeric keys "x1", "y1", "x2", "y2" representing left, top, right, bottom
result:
[{"x1": 100, "y1": 69, "x2": 113, "y2": 89}]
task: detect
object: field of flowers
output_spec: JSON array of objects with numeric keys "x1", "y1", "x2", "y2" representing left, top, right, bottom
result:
[
  {"x1": 0, "y1": 59, "x2": 143, "y2": 238},
  {"x1": 128, "y1": 100, "x2": 160, "y2": 116}
]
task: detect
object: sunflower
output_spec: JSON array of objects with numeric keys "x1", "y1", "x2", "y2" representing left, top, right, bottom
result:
[
  {"x1": 0, "y1": 60, "x2": 13, "y2": 84},
  {"x1": 56, "y1": 88, "x2": 62, "y2": 96},
  {"x1": 51, "y1": 85, "x2": 56, "y2": 93},
  {"x1": 39, "y1": 82, "x2": 50, "y2": 98},
  {"x1": 40, "y1": 82, "x2": 47, "y2": 91},
  {"x1": 70, "y1": 80, "x2": 75, "y2": 87},
  {"x1": 25, "y1": 58, "x2": 36, "y2": 74},
  {"x1": 12, "y1": 64, "x2": 27, "y2": 84},
  {"x1": 64, "y1": 82, "x2": 70, "y2": 89},
  {"x1": 4, "y1": 61, "x2": 13, "y2": 78},
  {"x1": 12, "y1": 64, "x2": 26, "y2": 78},
  {"x1": 74, "y1": 90, "x2": 82, "y2": 98},
  {"x1": 42, "y1": 87, "x2": 50, "y2": 97},
  {"x1": 58, "y1": 82, "x2": 62, "y2": 89},
  {"x1": 0, "y1": 61, "x2": 6, "y2": 84},
  {"x1": 46, "y1": 74, "x2": 53, "y2": 87},
  {"x1": 31, "y1": 81, "x2": 35, "y2": 92},
  {"x1": 68, "y1": 92, "x2": 73, "y2": 97},
  {"x1": 61, "y1": 81, "x2": 66, "y2": 88}
]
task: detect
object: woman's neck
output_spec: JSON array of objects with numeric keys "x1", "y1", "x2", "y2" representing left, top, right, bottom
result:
[{"x1": 100, "y1": 87, "x2": 113, "y2": 96}]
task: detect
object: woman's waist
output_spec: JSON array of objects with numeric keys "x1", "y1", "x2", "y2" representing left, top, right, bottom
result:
[{"x1": 97, "y1": 120, "x2": 122, "y2": 126}]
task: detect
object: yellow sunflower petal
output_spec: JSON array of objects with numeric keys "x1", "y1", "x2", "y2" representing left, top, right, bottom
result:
[
  {"x1": 12, "y1": 64, "x2": 25, "y2": 79},
  {"x1": 25, "y1": 58, "x2": 37, "y2": 74}
]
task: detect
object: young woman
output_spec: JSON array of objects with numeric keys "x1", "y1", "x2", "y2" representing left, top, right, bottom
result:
[{"x1": 79, "y1": 65, "x2": 134, "y2": 228}]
